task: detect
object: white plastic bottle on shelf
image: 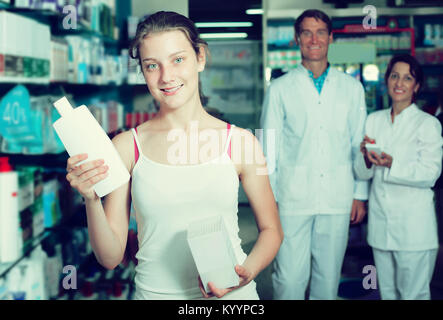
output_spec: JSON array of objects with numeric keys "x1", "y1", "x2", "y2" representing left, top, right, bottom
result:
[
  {"x1": 0, "y1": 157, "x2": 21, "y2": 263},
  {"x1": 52, "y1": 97, "x2": 130, "y2": 198}
]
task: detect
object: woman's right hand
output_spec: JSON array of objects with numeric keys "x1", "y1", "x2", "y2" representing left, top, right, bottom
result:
[
  {"x1": 360, "y1": 135, "x2": 377, "y2": 169},
  {"x1": 66, "y1": 153, "x2": 109, "y2": 201},
  {"x1": 360, "y1": 135, "x2": 375, "y2": 157}
]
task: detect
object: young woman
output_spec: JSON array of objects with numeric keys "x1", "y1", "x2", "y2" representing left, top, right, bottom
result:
[
  {"x1": 64, "y1": 11, "x2": 283, "y2": 300},
  {"x1": 355, "y1": 54, "x2": 442, "y2": 299}
]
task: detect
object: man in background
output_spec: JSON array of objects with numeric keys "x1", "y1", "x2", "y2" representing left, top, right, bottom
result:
[{"x1": 260, "y1": 9, "x2": 368, "y2": 300}]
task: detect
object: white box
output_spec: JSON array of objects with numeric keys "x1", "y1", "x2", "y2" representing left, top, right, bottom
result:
[
  {"x1": 366, "y1": 143, "x2": 381, "y2": 156},
  {"x1": 187, "y1": 215, "x2": 239, "y2": 293}
]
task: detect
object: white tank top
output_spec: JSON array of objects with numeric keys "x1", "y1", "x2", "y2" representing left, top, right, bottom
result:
[{"x1": 130, "y1": 125, "x2": 248, "y2": 297}]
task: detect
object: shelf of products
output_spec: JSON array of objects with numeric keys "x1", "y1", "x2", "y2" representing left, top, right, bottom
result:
[
  {"x1": 201, "y1": 40, "x2": 263, "y2": 129},
  {"x1": 0, "y1": 1, "x2": 141, "y2": 300},
  {"x1": 0, "y1": 144, "x2": 139, "y2": 300}
]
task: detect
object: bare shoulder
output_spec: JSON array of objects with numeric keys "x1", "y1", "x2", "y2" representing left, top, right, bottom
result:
[
  {"x1": 230, "y1": 126, "x2": 265, "y2": 167},
  {"x1": 231, "y1": 126, "x2": 260, "y2": 144},
  {"x1": 111, "y1": 130, "x2": 135, "y2": 169},
  {"x1": 112, "y1": 130, "x2": 133, "y2": 149}
]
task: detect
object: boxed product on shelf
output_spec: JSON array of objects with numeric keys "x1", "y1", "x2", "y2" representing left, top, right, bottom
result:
[
  {"x1": 3, "y1": 245, "x2": 48, "y2": 300},
  {"x1": 42, "y1": 173, "x2": 62, "y2": 229},
  {"x1": 127, "y1": 16, "x2": 139, "y2": 39},
  {"x1": 416, "y1": 47, "x2": 443, "y2": 65},
  {"x1": 42, "y1": 241, "x2": 63, "y2": 300},
  {"x1": 424, "y1": 23, "x2": 443, "y2": 46},
  {"x1": 15, "y1": 165, "x2": 44, "y2": 252},
  {"x1": 63, "y1": 35, "x2": 125, "y2": 85},
  {"x1": 208, "y1": 41, "x2": 255, "y2": 64},
  {"x1": 125, "y1": 112, "x2": 157, "y2": 129},
  {"x1": 0, "y1": 10, "x2": 50, "y2": 82},
  {"x1": 64, "y1": 35, "x2": 90, "y2": 84},
  {"x1": 50, "y1": 37, "x2": 69, "y2": 82},
  {"x1": 127, "y1": 59, "x2": 145, "y2": 85},
  {"x1": 267, "y1": 24, "x2": 295, "y2": 47},
  {"x1": 0, "y1": 88, "x2": 66, "y2": 154},
  {"x1": 30, "y1": 167, "x2": 44, "y2": 237},
  {"x1": 267, "y1": 49, "x2": 301, "y2": 70},
  {"x1": 88, "y1": 100, "x2": 124, "y2": 133},
  {"x1": 16, "y1": 166, "x2": 35, "y2": 213}
]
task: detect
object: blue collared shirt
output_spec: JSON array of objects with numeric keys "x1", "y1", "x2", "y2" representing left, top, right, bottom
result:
[{"x1": 307, "y1": 65, "x2": 330, "y2": 94}]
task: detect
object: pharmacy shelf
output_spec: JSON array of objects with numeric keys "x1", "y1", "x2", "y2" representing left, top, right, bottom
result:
[
  {"x1": 0, "y1": 81, "x2": 147, "y2": 88},
  {"x1": 376, "y1": 49, "x2": 411, "y2": 55},
  {"x1": 209, "y1": 61, "x2": 256, "y2": 68},
  {"x1": 0, "y1": 207, "x2": 85, "y2": 280},
  {"x1": 1, "y1": 6, "x2": 118, "y2": 46},
  {"x1": 266, "y1": 7, "x2": 443, "y2": 19},
  {"x1": 0, "y1": 152, "x2": 69, "y2": 168},
  {"x1": 0, "y1": 229, "x2": 50, "y2": 279},
  {"x1": 0, "y1": 78, "x2": 50, "y2": 84},
  {"x1": 333, "y1": 26, "x2": 415, "y2": 56},
  {"x1": 211, "y1": 85, "x2": 258, "y2": 90}
]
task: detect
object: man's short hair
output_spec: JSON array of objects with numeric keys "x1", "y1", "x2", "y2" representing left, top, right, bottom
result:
[{"x1": 294, "y1": 9, "x2": 332, "y2": 37}]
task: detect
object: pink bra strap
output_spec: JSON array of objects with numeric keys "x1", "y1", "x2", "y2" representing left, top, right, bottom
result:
[
  {"x1": 227, "y1": 123, "x2": 231, "y2": 159},
  {"x1": 134, "y1": 127, "x2": 140, "y2": 164}
]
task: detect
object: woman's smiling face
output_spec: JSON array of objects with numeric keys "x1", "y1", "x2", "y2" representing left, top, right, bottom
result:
[
  {"x1": 139, "y1": 30, "x2": 206, "y2": 110},
  {"x1": 387, "y1": 61, "x2": 420, "y2": 106}
]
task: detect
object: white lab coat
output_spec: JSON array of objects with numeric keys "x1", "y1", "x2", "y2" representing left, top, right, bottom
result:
[
  {"x1": 261, "y1": 65, "x2": 369, "y2": 216},
  {"x1": 354, "y1": 104, "x2": 443, "y2": 251}
]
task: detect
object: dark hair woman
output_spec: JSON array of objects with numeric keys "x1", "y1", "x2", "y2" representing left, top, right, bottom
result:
[
  {"x1": 65, "y1": 11, "x2": 283, "y2": 300},
  {"x1": 355, "y1": 54, "x2": 442, "y2": 300}
]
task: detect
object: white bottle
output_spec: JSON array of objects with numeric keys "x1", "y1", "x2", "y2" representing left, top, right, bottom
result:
[
  {"x1": 52, "y1": 97, "x2": 130, "y2": 197},
  {"x1": 0, "y1": 157, "x2": 20, "y2": 263}
]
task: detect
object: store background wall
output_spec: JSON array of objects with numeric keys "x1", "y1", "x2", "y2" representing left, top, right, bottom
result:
[
  {"x1": 131, "y1": 0, "x2": 188, "y2": 17},
  {"x1": 267, "y1": 0, "x2": 387, "y2": 10}
]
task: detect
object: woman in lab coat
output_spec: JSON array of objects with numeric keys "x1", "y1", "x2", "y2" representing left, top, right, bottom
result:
[{"x1": 355, "y1": 54, "x2": 442, "y2": 300}]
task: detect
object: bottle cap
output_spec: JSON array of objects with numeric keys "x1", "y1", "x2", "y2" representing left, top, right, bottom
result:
[
  {"x1": 53, "y1": 97, "x2": 74, "y2": 117},
  {"x1": 0, "y1": 157, "x2": 13, "y2": 172}
]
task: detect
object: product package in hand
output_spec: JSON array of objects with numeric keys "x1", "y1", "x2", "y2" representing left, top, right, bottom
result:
[
  {"x1": 52, "y1": 97, "x2": 130, "y2": 197},
  {"x1": 366, "y1": 143, "x2": 382, "y2": 157},
  {"x1": 187, "y1": 215, "x2": 240, "y2": 293}
]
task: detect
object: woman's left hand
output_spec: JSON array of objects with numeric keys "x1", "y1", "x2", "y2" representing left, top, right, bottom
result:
[
  {"x1": 368, "y1": 151, "x2": 393, "y2": 168},
  {"x1": 198, "y1": 264, "x2": 253, "y2": 299}
]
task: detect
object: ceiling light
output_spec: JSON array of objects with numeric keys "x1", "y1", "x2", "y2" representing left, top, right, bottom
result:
[
  {"x1": 200, "y1": 32, "x2": 248, "y2": 39},
  {"x1": 246, "y1": 9, "x2": 263, "y2": 15},
  {"x1": 196, "y1": 22, "x2": 253, "y2": 28}
]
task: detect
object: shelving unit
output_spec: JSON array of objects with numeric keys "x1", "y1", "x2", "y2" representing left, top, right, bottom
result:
[
  {"x1": 201, "y1": 40, "x2": 263, "y2": 130},
  {"x1": 0, "y1": 0, "x2": 139, "y2": 300}
]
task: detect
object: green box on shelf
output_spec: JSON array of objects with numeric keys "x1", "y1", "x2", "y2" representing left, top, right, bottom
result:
[{"x1": 23, "y1": 56, "x2": 33, "y2": 78}]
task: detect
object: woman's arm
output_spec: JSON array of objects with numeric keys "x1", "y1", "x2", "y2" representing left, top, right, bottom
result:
[
  {"x1": 382, "y1": 117, "x2": 443, "y2": 188},
  {"x1": 66, "y1": 131, "x2": 133, "y2": 269}
]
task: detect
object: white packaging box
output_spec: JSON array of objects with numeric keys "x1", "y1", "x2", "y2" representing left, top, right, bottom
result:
[{"x1": 187, "y1": 215, "x2": 239, "y2": 293}]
